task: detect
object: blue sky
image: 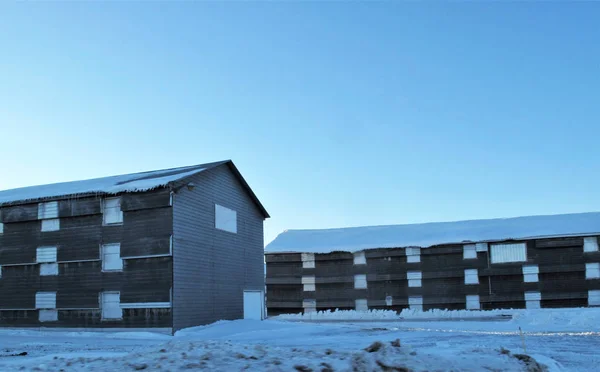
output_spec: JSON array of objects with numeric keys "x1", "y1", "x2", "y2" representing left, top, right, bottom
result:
[{"x1": 1, "y1": 3, "x2": 599, "y2": 245}]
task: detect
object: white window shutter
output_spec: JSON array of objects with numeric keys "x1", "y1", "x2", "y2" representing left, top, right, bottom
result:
[
  {"x1": 103, "y1": 197, "x2": 123, "y2": 225},
  {"x1": 0, "y1": 223, "x2": 3, "y2": 234},
  {"x1": 40, "y1": 263, "x2": 59, "y2": 276},
  {"x1": 302, "y1": 276, "x2": 315, "y2": 292},
  {"x1": 38, "y1": 201, "x2": 59, "y2": 219},
  {"x1": 353, "y1": 251, "x2": 366, "y2": 265},
  {"x1": 522, "y1": 265, "x2": 539, "y2": 283},
  {"x1": 464, "y1": 269, "x2": 479, "y2": 285},
  {"x1": 586, "y1": 263, "x2": 600, "y2": 279},
  {"x1": 584, "y1": 237, "x2": 599, "y2": 252},
  {"x1": 408, "y1": 296, "x2": 423, "y2": 311},
  {"x1": 302, "y1": 299, "x2": 316, "y2": 312},
  {"x1": 407, "y1": 271, "x2": 422, "y2": 287},
  {"x1": 406, "y1": 247, "x2": 421, "y2": 263},
  {"x1": 101, "y1": 292, "x2": 122, "y2": 320},
  {"x1": 215, "y1": 204, "x2": 237, "y2": 233},
  {"x1": 36, "y1": 247, "x2": 57, "y2": 263},
  {"x1": 39, "y1": 310, "x2": 58, "y2": 322},
  {"x1": 102, "y1": 244, "x2": 123, "y2": 271},
  {"x1": 355, "y1": 299, "x2": 368, "y2": 311},
  {"x1": 41, "y1": 218, "x2": 60, "y2": 232},
  {"x1": 354, "y1": 274, "x2": 367, "y2": 289},
  {"x1": 463, "y1": 244, "x2": 477, "y2": 259},
  {"x1": 525, "y1": 291, "x2": 541, "y2": 309},
  {"x1": 490, "y1": 243, "x2": 527, "y2": 264},
  {"x1": 36, "y1": 292, "x2": 56, "y2": 309},
  {"x1": 301, "y1": 253, "x2": 315, "y2": 269},
  {"x1": 466, "y1": 295, "x2": 480, "y2": 310},
  {"x1": 589, "y1": 290, "x2": 600, "y2": 306}
]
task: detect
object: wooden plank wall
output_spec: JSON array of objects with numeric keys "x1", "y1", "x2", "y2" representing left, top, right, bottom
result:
[
  {"x1": 0, "y1": 190, "x2": 173, "y2": 328},
  {"x1": 265, "y1": 236, "x2": 600, "y2": 315}
]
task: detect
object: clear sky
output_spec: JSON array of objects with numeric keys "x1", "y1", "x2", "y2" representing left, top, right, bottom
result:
[{"x1": 1, "y1": 2, "x2": 599, "y2": 246}]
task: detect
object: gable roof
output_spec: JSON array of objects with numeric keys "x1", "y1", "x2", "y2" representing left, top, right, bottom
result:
[
  {"x1": 265, "y1": 212, "x2": 600, "y2": 253},
  {"x1": 0, "y1": 160, "x2": 269, "y2": 218}
]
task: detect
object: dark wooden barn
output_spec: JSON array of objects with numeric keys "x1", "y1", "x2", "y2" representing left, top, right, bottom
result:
[
  {"x1": 0, "y1": 160, "x2": 269, "y2": 333},
  {"x1": 265, "y1": 213, "x2": 600, "y2": 315}
]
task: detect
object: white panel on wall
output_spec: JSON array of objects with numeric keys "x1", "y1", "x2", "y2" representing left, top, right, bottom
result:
[
  {"x1": 40, "y1": 263, "x2": 58, "y2": 276},
  {"x1": 476, "y1": 243, "x2": 488, "y2": 252},
  {"x1": 102, "y1": 244, "x2": 123, "y2": 271},
  {"x1": 101, "y1": 292, "x2": 122, "y2": 320},
  {"x1": 39, "y1": 310, "x2": 58, "y2": 322},
  {"x1": 406, "y1": 247, "x2": 421, "y2": 263},
  {"x1": 36, "y1": 247, "x2": 57, "y2": 263},
  {"x1": 385, "y1": 296, "x2": 393, "y2": 306},
  {"x1": 522, "y1": 265, "x2": 539, "y2": 283},
  {"x1": 38, "y1": 201, "x2": 58, "y2": 219},
  {"x1": 584, "y1": 237, "x2": 599, "y2": 252},
  {"x1": 36, "y1": 292, "x2": 56, "y2": 309},
  {"x1": 408, "y1": 296, "x2": 423, "y2": 311},
  {"x1": 463, "y1": 244, "x2": 477, "y2": 259},
  {"x1": 589, "y1": 290, "x2": 600, "y2": 306},
  {"x1": 354, "y1": 274, "x2": 367, "y2": 289},
  {"x1": 466, "y1": 295, "x2": 480, "y2": 310},
  {"x1": 103, "y1": 197, "x2": 123, "y2": 225},
  {"x1": 490, "y1": 243, "x2": 527, "y2": 264},
  {"x1": 464, "y1": 269, "x2": 479, "y2": 285},
  {"x1": 301, "y1": 253, "x2": 315, "y2": 268},
  {"x1": 0, "y1": 223, "x2": 3, "y2": 234},
  {"x1": 586, "y1": 263, "x2": 600, "y2": 279},
  {"x1": 525, "y1": 291, "x2": 541, "y2": 309},
  {"x1": 215, "y1": 204, "x2": 237, "y2": 233},
  {"x1": 407, "y1": 271, "x2": 422, "y2": 287},
  {"x1": 355, "y1": 299, "x2": 368, "y2": 311},
  {"x1": 302, "y1": 299, "x2": 316, "y2": 312},
  {"x1": 0, "y1": 266, "x2": 2, "y2": 278},
  {"x1": 302, "y1": 276, "x2": 316, "y2": 292},
  {"x1": 353, "y1": 251, "x2": 366, "y2": 265},
  {"x1": 41, "y1": 218, "x2": 60, "y2": 232}
]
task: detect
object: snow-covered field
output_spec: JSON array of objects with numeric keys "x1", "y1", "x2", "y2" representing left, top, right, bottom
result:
[{"x1": 0, "y1": 308, "x2": 599, "y2": 371}]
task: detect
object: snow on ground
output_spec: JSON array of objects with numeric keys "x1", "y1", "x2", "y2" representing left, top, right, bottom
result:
[{"x1": 0, "y1": 308, "x2": 599, "y2": 371}]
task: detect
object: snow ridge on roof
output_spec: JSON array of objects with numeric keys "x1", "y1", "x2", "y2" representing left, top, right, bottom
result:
[
  {"x1": 265, "y1": 212, "x2": 600, "y2": 253},
  {"x1": 0, "y1": 162, "x2": 224, "y2": 206}
]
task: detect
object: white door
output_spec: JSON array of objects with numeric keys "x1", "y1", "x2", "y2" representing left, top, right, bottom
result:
[{"x1": 243, "y1": 290, "x2": 265, "y2": 320}]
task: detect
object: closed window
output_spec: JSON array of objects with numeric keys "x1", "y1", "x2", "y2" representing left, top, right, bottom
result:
[
  {"x1": 103, "y1": 197, "x2": 123, "y2": 225},
  {"x1": 525, "y1": 291, "x2": 541, "y2": 309},
  {"x1": 464, "y1": 269, "x2": 479, "y2": 285},
  {"x1": 355, "y1": 299, "x2": 368, "y2": 311},
  {"x1": 353, "y1": 251, "x2": 366, "y2": 265},
  {"x1": 475, "y1": 243, "x2": 488, "y2": 252},
  {"x1": 0, "y1": 266, "x2": 2, "y2": 278},
  {"x1": 302, "y1": 299, "x2": 316, "y2": 313},
  {"x1": 522, "y1": 265, "x2": 539, "y2": 283},
  {"x1": 584, "y1": 237, "x2": 599, "y2": 253},
  {"x1": 101, "y1": 292, "x2": 122, "y2": 320},
  {"x1": 301, "y1": 253, "x2": 315, "y2": 269},
  {"x1": 463, "y1": 244, "x2": 477, "y2": 259},
  {"x1": 36, "y1": 247, "x2": 57, "y2": 263},
  {"x1": 102, "y1": 244, "x2": 123, "y2": 271},
  {"x1": 215, "y1": 204, "x2": 237, "y2": 233},
  {"x1": 41, "y1": 218, "x2": 60, "y2": 232},
  {"x1": 490, "y1": 243, "x2": 527, "y2": 264},
  {"x1": 36, "y1": 292, "x2": 56, "y2": 309},
  {"x1": 466, "y1": 295, "x2": 480, "y2": 310},
  {"x1": 589, "y1": 290, "x2": 600, "y2": 306},
  {"x1": 38, "y1": 201, "x2": 58, "y2": 219},
  {"x1": 407, "y1": 271, "x2": 422, "y2": 287},
  {"x1": 40, "y1": 263, "x2": 58, "y2": 276},
  {"x1": 408, "y1": 296, "x2": 423, "y2": 311},
  {"x1": 406, "y1": 247, "x2": 420, "y2": 263},
  {"x1": 0, "y1": 222, "x2": 3, "y2": 234},
  {"x1": 39, "y1": 310, "x2": 58, "y2": 322},
  {"x1": 302, "y1": 276, "x2": 315, "y2": 292},
  {"x1": 354, "y1": 274, "x2": 367, "y2": 289},
  {"x1": 586, "y1": 263, "x2": 600, "y2": 279}
]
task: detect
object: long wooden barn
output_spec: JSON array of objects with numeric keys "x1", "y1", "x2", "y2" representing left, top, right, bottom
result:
[
  {"x1": 265, "y1": 213, "x2": 600, "y2": 315},
  {"x1": 0, "y1": 160, "x2": 269, "y2": 333}
]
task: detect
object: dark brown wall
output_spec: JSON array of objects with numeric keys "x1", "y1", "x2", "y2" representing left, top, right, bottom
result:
[
  {"x1": 0, "y1": 190, "x2": 173, "y2": 329},
  {"x1": 265, "y1": 235, "x2": 600, "y2": 314}
]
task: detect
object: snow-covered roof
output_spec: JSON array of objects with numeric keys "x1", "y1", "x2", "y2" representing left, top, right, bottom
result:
[
  {"x1": 265, "y1": 212, "x2": 600, "y2": 253},
  {"x1": 0, "y1": 161, "x2": 226, "y2": 206}
]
